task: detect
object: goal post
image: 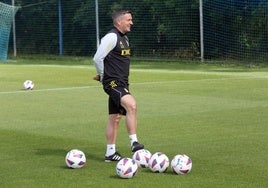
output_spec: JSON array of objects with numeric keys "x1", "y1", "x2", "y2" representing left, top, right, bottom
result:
[{"x1": 0, "y1": 2, "x2": 19, "y2": 62}]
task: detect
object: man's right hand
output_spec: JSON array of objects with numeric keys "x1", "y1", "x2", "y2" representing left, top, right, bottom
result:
[{"x1": 93, "y1": 74, "x2": 102, "y2": 82}]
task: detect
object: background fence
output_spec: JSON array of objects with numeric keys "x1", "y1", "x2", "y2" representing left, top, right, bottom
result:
[{"x1": 3, "y1": 0, "x2": 268, "y2": 61}]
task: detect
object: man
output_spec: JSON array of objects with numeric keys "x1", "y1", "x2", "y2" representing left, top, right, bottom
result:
[{"x1": 93, "y1": 9, "x2": 144, "y2": 162}]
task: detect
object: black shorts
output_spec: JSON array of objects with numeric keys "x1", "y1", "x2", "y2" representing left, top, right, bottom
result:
[{"x1": 103, "y1": 80, "x2": 130, "y2": 115}]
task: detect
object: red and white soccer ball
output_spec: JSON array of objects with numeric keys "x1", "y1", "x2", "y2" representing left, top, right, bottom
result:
[
  {"x1": 23, "y1": 80, "x2": 34, "y2": 90},
  {"x1": 171, "y1": 154, "x2": 192, "y2": 175},
  {"x1": 132, "y1": 149, "x2": 152, "y2": 168},
  {"x1": 65, "y1": 149, "x2": 86, "y2": 169},
  {"x1": 116, "y1": 158, "x2": 138, "y2": 179},
  {"x1": 148, "y1": 152, "x2": 169, "y2": 173}
]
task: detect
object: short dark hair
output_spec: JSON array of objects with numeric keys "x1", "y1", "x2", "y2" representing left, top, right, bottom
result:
[{"x1": 112, "y1": 9, "x2": 131, "y2": 22}]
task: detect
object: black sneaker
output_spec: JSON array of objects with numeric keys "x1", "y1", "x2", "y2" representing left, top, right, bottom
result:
[
  {"x1": 131, "y1": 141, "x2": 144, "y2": 152},
  {"x1": 104, "y1": 152, "x2": 122, "y2": 162}
]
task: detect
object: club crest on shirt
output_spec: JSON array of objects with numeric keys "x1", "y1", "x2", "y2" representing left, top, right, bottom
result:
[
  {"x1": 120, "y1": 41, "x2": 124, "y2": 48},
  {"x1": 120, "y1": 40, "x2": 131, "y2": 56}
]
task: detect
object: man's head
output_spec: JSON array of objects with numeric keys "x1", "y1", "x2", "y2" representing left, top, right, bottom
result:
[{"x1": 112, "y1": 9, "x2": 133, "y2": 34}]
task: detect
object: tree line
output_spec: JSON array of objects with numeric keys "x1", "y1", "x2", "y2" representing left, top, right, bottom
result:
[{"x1": 7, "y1": 0, "x2": 268, "y2": 60}]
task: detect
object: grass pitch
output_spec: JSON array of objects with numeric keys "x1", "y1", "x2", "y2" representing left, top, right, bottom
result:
[{"x1": 0, "y1": 57, "x2": 268, "y2": 188}]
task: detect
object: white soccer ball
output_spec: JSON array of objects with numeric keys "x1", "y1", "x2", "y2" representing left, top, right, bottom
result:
[
  {"x1": 65, "y1": 149, "x2": 86, "y2": 169},
  {"x1": 148, "y1": 152, "x2": 169, "y2": 173},
  {"x1": 116, "y1": 158, "x2": 138, "y2": 179},
  {"x1": 23, "y1": 80, "x2": 34, "y2": 90},
  {"x1": 171, "y1": 154, "x2": 192, "y2": 175},
  {"x1": 132, "y1": 149, "x2": 152, "y2": 168}
]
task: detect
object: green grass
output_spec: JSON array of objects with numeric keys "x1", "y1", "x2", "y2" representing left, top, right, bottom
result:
[{"x1": 1, "y1": 57, "x2": 268, "y2": 188}]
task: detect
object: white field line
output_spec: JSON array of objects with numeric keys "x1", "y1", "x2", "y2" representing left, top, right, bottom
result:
[
  {"x1": 0, "y1": 86, "x2": 99, "y2": 95},
  {"x1": 6, "y1": 64, "x2": 268, "y2": 76},
  {"x1": 0, "y1": 75, "x2": 266, "y2": 95}
]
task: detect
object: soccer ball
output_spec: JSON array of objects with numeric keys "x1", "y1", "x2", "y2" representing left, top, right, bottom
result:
[
  {"x1": 171, "y1": 154, "x2": 192, "y2": 175},
  {"x1": 148, "y1": 152, "x2": 169, "y2": 173},
  {"x1": 132, "y1": 149, "x2": 152, "y2": 168},
  {"x1": 116, "y1": 158, "x2": 138, "y2": 179},
  {"x1": 23, "y1": 80, "x2": 34, "y2": 90},
  {"x1": 65, "y1": 149, "x2": 86, "y2": 169}
]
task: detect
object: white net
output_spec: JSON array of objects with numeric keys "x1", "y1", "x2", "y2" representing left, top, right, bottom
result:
[
  {"x1": 0, "y1": 2, "x2": 19, "y2": 61},
  {"x1": 203, "y1": 0, "x2": 268, "y2": 60},
  {"x1": 7, "y1": 1, "x2": 268, "y2": 61}
]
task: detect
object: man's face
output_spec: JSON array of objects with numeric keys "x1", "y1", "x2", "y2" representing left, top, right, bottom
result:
[{"x1": 117, "y1": 13, "x2": 133, "y2": 34}]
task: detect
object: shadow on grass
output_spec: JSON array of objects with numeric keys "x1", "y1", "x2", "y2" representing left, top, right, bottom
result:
[
  {"x1": 34, "y1": 147, "x2": 104, "y2": 163},
  {"x1": 109, "y1": 175, "x2": 121, "y2": 179},
  {"x1": 35, "y1": 148, "x2": 68, "y2": 156},
  {"x1": 138, "y1": 168, "x2": 180, "y2": 176},
  {"x1": 84, "y1": 152, "x2": 104, "y2": 162}
]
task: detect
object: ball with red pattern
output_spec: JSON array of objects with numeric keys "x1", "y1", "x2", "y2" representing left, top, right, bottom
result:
[
  {"x1": 171, "y1": 154, "x2": 192, "y2": 174},
  {"x1": 23, "y1": 80, "x2": 34, "y2": 90},
  {"x1": 148, "y1": 152, "x2": 169, "y2": 173},
  {"x1": 116, "y1": 158, "x2": 138, "y2": 179},
  {"x1": 65, "y1": 149, "x2": 86, "y2": 169},
  {"x1": 132, "y1": 149, "x2": 152, "y2": 168}
]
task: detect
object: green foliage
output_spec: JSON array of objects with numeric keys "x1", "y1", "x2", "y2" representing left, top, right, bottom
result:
[
  {"x1": 204, "y1": 0, "x2": 268, "y2": 59},
  {"x1": 0, "y1": 57, "x2": 268, "y2": 187},
  {"x1": 6, "y1": 0, "x2": 267, "y2": 60}
]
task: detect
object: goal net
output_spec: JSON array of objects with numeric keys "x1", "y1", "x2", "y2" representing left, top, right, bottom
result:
[
  {"x1": 203, "y1": 0, "x2": 268, "y2": 60},
  {"x1": 0, "y1": 2, "x2": 19, "y2": 62}
]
